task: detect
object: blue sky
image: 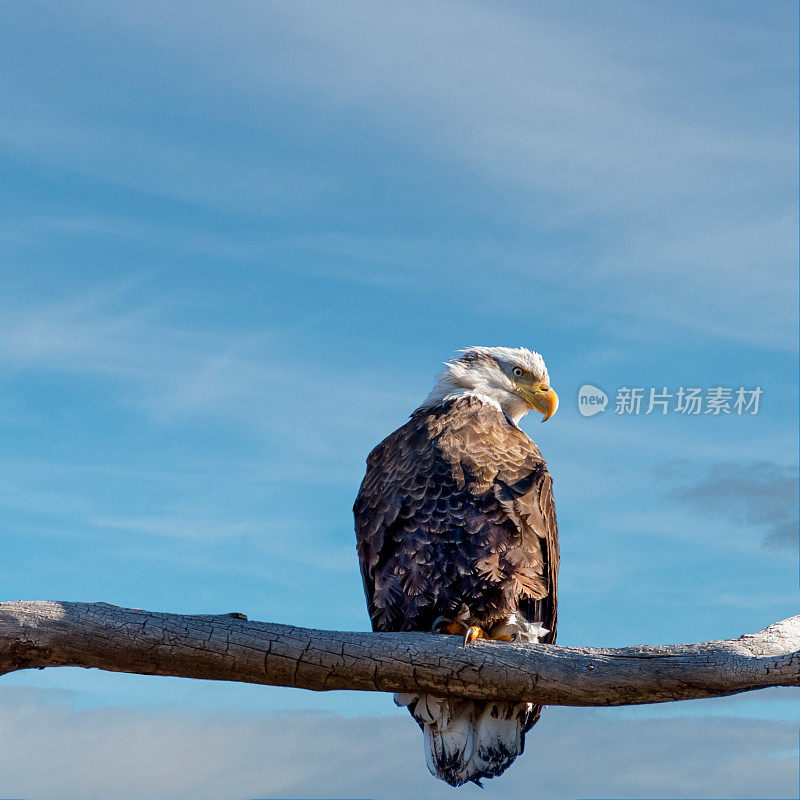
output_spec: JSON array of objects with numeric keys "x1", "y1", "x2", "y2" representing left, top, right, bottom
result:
[{"x1": 0, "y1": 2, "x2": 797, "y2": 798}]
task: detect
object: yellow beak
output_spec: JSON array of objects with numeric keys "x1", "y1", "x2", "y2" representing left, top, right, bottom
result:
[{"x1": 527, "y1": 385, "x2": 559, "y2": 422}]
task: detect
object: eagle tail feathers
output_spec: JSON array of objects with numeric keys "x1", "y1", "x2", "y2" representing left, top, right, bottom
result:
[
  {"x1": 394, "y1": 693, "x2": 533, "y2": 787},
  {"x1": 471, "y1": 701, "x2": 531, "y2": 777}
]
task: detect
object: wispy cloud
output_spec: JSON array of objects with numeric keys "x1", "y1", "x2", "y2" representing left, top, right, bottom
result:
[
  {"x1": 0, "y1": 287, "x2": 414, "y2": 460},
  {"x1": 2, "y1": 2, "x2": 796, "y2": 349}
]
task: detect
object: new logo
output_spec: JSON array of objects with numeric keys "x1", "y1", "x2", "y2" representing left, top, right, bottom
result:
[{"x1": 577, "y1": 384, "x2": 608, "y2": 417}]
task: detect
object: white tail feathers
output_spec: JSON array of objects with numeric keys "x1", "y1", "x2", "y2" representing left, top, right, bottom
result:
[
  {"x1": 471, "y1": 701, "x2": 529, "y2": 778},
  {"x1": 423, "y1": 699, "x2": 476, "y2": 784},
  {"x1": 394, "y1": 693, "x2": 534, "y2": 786}
]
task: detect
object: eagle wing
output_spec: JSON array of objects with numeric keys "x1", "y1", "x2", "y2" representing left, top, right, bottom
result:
[{"x1": 354, "y1": 395, "x2": 559, "y2": 642}]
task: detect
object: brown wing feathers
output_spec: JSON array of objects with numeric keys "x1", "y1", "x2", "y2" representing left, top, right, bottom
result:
[{"x1": 354, "y1": 395, "x2": 559, "y2": 639}]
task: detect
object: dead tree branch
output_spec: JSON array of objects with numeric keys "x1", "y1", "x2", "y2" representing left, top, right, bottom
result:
[{"x1": 0, "y1": 601, "x2": 797, "y2": 706}]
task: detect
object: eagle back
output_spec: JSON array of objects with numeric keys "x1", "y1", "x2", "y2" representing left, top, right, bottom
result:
[{"x1": 354, "y1": 395, "x2": 559, "y2": 640}]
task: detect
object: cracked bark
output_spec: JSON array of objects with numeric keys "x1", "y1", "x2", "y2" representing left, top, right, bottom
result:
[{"x1": 0, "y1": 601, "x2": 797, "y2": 706}]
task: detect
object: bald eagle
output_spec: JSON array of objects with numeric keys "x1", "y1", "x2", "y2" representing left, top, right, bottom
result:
[{"x1": 354, "y1": 346, "x2": 560, "y2": 786}]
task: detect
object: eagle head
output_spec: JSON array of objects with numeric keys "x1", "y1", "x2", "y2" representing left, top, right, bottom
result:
[{"x1": 422, "y1": 346, "x2": 559, "y2": 424}]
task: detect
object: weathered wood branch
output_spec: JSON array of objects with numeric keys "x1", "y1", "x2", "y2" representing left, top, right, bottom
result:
[{"x1": 0, "y1": 601, "x2": 797, "y2": 706}]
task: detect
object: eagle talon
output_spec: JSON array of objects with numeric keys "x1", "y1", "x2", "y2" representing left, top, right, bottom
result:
[
  {"x1": 462, "y1": 626, "x2": 486, "y2": 646},
  {"x1": 432, "y1": 615, "x2": 470, "y2": 637}
]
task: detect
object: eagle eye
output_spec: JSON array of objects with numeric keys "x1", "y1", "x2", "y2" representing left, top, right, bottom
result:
[{"x1": 511, "y1": 366, "x2": 524, "y2": 378}]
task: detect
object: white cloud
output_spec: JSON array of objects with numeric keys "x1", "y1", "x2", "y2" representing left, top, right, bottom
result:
[{"x1": 0, "y1": 687, "x2": 795, "y2": 800}]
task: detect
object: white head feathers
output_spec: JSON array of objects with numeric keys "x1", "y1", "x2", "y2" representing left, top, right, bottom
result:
[{"x1": 420, "y1": 346, "x2": 551, "y2": 424}]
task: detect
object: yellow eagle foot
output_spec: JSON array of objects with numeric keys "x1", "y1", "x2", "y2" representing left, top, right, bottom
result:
[
  {"x1": 431, "y1": 615, "x2": 493, "y2": 647},
  {"x1": 462, "y1": 625, "x2": 488, "y2": 646}
]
